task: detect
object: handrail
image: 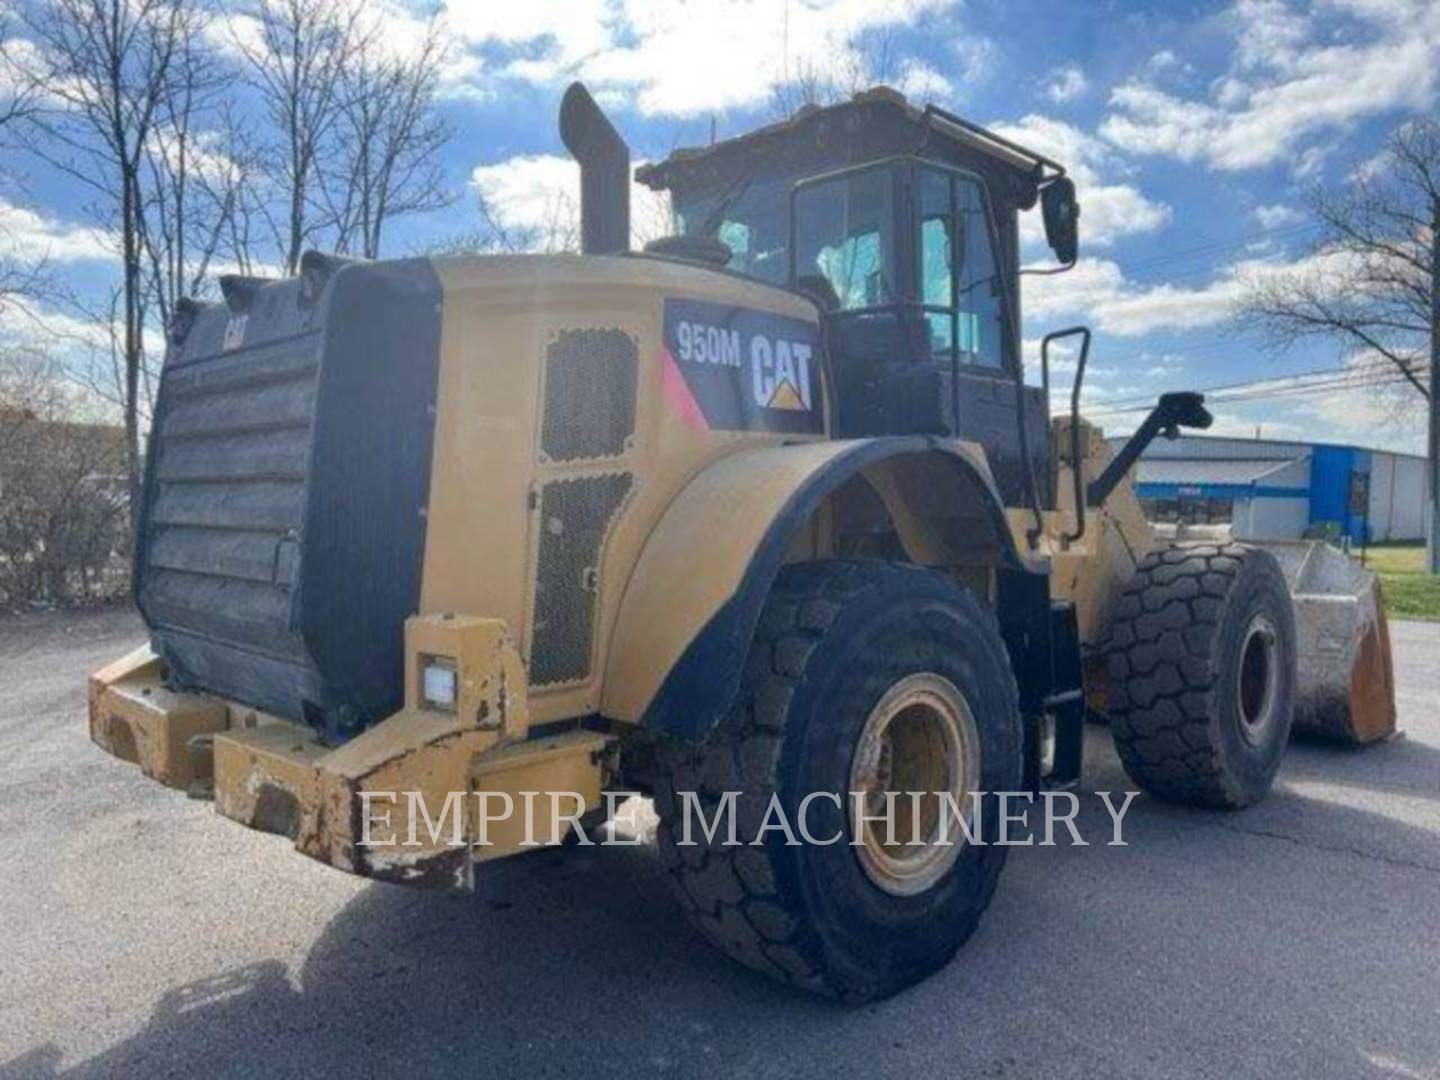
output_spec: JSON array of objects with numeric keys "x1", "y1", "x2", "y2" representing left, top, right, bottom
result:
[{"x1": 1040, "y1": 327, "x2": 1092, "y2": 546}]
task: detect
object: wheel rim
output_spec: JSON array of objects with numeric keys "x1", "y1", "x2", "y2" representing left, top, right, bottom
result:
[
  {"x1": 1236, "y1": 613, "x2": 1280, "y2": 746},
  {"x1": 848, "y1": 673, "x2": 981, "y2": 897}
]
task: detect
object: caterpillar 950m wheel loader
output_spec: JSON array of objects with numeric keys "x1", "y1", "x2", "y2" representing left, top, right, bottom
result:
[{"x1": 89, "y1": 83, "x2": 1396, "y2": 1002}]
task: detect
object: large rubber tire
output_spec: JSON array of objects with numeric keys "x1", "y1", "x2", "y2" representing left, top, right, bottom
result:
[
  {"x1": 1104, "y1": 542, "x2": 1297, "y2": 809},
  {"x1": 653, "y1": 560, "x2": 1022, "y2": 1002}
]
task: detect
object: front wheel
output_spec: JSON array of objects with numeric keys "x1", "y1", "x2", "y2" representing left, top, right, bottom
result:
[
  {"x1": 1104, "y1": 542, "x2": 1297, "y2": 809},
  {"x1": 653, "y1": 560, "x2": 1022, "y2": 1002}
]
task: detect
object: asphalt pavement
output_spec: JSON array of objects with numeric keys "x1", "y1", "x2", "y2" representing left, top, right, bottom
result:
[{"x1": 1, "y1": 607, "x2": 1437, "y2": 1079}]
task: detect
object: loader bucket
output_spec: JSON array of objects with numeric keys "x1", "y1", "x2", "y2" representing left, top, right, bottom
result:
[{"x1": 1256, "y1": 540, "x2": 1397, "y2": 744}]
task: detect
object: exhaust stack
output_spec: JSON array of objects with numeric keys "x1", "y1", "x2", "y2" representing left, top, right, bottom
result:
[{"x1": 559, "y1": 82, "x2": 630, "y2": 255}]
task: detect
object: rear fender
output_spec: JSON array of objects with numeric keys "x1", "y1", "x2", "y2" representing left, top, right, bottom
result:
[{"x1": 601, "y1": 436, "x2": 1031, "y2": 739}]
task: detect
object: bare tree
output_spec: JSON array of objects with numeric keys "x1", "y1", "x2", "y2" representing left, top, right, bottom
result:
[
  {"x1": 197, "y1": 104, "x2": 270, "y2": 278},
  {"x1": 450, "y1": 165, "x2": 669, "y2": 258},
  {"x1": 769, "y1": 32, "x2": 897, "y2": 118},
  {"x1": 0, "y1": 256, "x2": 49, "y2": 322},
  {"x1": 324, "y1": 15, "x2": 452, "y2": 259},
  {"x1": 0, "y1": 12, "x2": 38, "y2": 133},
  {"x1": 1238, "y1": 119, "x2": 1437, "y2": 405},
  {"x1": 452, "y1": 189, "x2": 582, "y2": 255},
  {"x1": 13, "y1": 0, "x2": 194, "y2": 500},
  {"x1": 0, "y1": 348, "x2": 129, "y2": 607},
  {"x1": 139, "y1": 12, "x2": 244, "y2": 335},
  {"x1": 233, "y1": 0, "x2": 364, "y2": 275},
  {"x1": 0, "y1": 13, "x2": 41, "y2": 308}
]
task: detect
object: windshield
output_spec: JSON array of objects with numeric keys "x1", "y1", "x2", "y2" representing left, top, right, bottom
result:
[{"x1": 673, "y1": 176, "x2": 791, "y2": 285}]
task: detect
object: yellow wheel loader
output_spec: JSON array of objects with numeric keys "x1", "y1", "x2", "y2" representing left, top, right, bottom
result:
[{"x1": 88, "y1": 83, "x2": 1397, "y2": 1002}]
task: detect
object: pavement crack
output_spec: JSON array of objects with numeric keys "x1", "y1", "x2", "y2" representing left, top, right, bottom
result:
[{"x1": 1200, "y1": 818, "x2": 1440, "y2": 876}]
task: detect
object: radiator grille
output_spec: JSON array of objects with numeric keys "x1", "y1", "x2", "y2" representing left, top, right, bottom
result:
[
  {"x1": 133, "y1": 258, "x2": 443, "y2": 734},
  {"x1": 540, "y1": 328, "x2": 637, "y2": 463},
  {"x1": 529, "y1": 472, "x2": 632, "y2": 686},
  {"x1": 140, "y1": 327, "x2": 322, "y2": 661}
]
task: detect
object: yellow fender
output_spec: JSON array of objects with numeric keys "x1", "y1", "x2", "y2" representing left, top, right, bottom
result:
[{"x1": 601, "y1": 435, "x2": 1030, "y2": 738}]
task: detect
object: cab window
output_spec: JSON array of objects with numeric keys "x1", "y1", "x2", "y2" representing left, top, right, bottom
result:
[
  {"x1": 673, "y1": 177, "x2": 790, "y2": 284},
  {"x1": 918, "y1": 169, "x2": 954, "y2": 356},
  {"x1": 917, "y1": 166, "x2": 1008, "y2": 371},
  {"x1": 792, "y1": 167, "x2": 895, "y2": 311}
]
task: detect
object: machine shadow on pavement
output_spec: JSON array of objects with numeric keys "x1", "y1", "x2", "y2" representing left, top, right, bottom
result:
[{"x1": 5, "y1": 751, "x2": 1440, "y2": 1079}]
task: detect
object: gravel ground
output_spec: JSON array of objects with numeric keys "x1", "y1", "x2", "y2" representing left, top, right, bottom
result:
[{"x1": 1, "y1": 607, "x2": 1437, "y2": 1079}]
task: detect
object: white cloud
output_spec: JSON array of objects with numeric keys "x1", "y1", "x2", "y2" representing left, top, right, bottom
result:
[
  {"x1": 1252, "y1": 203, "x2": 1305, "y2": 228},
  {"x1": 206, "y1": 2, "x2": 495, "y2": 101},
  {"x1": 470, "y1": 154, "x2": 577, "y2": 244},
  {"x1": 1101, "y1": 0, "x2": 1440, "y2": 171},
  {"x1": 893, "y1": 59, "x2": 952, "y2": 102},
  {"x1": 1025, "y1": 247, "x2": 1357, "y2": 338},
  {"x1": 468, "y1": 153, "x2": 670, "y2": 251},
  {"x1": 445, "y1": 2, "x2": 613, "y2": 65},
  {"x1": 1185, "y1": 350, "x2": 1425, "y2": 450},
  {"x1": 1284, "y1": 358, "x2": 1427, "y2": 451},
  {"x1": 950, "y1": 34, "x2": 999, "y2": 86},
  {"x1": 448, "y1": 0, "x2": 954, "y2": 116},
  {"x1": 0, "y1": 296, "x2": 113, "y2": 357},
  {"x1": 992, "y1": 115, "x2": 1171, "y2": 249},
  {"x1": 1025, "y1": 254, "x2": 1225, "y2": 337},
  {"x1": 1024, "y1": 255, "x2": 1243, "y2": 338},
  {"x1": 583, "y1": 0, "x2": 953, "y2": 116},
  {"x1": 1232, "y1": 0, "x2": 1310, "y2": 73},
  {"x1": 1044, "y1": 64, "x2": 1089, "y2": 103},
  {"x1": 0, "y1": 198, "x2": 114, "y2": 265},
  {"x1": 196, "y1": 1, "x2": 978, "y2": 116}
]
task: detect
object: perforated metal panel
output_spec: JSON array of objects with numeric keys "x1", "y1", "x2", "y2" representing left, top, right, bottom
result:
[
  {"x1": 528, "y1": 473, "x2": 632, "y2": 687},
  {"x1": 540, "y1": 328, "x2": 638, "y2": 462}
]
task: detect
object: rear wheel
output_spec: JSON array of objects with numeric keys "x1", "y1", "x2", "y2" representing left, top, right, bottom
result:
[
  {"x1": 1104, "y1": 542, "x2": 1296, "y2": 808},
  {"x1": 653, "y1": 560, "x2": 1021, "y2": 1002}
]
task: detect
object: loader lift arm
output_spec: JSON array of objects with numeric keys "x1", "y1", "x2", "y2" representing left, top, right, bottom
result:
[{"x1": 1087, "y1": 391, "x2": 1214, "y2": 508}]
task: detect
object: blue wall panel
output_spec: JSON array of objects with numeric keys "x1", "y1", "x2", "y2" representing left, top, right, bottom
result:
[
  {"x1": 1309, "y1": 444, "x2": 1352, "y2": 530},
  {"x1": 1307, "y1": 445, "x2": 1372, "y2": 541}
]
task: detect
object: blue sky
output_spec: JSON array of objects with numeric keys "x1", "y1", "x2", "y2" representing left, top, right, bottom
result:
[{"x1": 3, "y1": 0, "x2": 1437, "y2": 451}]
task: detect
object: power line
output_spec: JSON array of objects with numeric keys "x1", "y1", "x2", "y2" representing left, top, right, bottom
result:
[
  {"x1": 1129, "y1": 370, "x2": 1419, "y2": 410},
  {"x1": 1076, "y1": 362, "x2": 1425, "y2": 412},
  {"x1": 1117, "y1": 219, "x2": 1320, "y2": 277},
  {"x1": 1079, "y1": 367, "x2": 1427, "y2": 417},
  {"x1": 1080, "y1": 362, "x2": 1356, "y2": 411},
  {"x1": 1092, "y1": 332, "x2": 1278, "y2": 370},
  {"x1": 1036, "y1": 332, "x2": 1281, "y2": 376},
  {"x1": 1044, "y1": 358, "x2": 1351, "y2": 413},
  {"x1": 1206, "y1": 373, "x2": 1418, "y2": 406}
]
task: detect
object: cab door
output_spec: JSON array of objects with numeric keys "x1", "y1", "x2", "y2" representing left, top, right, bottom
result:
[
  {"x1": 914, "y1": 164, "x2": 1050, "y2": 507},
  {"x1": 790, "y1": 159, "x2": 1050, "y2": 507}
]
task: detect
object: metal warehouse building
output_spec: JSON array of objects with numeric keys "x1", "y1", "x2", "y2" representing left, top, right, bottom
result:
[{"x1": 1105, "y1": 434, "x2": 1428, "y2": 544}]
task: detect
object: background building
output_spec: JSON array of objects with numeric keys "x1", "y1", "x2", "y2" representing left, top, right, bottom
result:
[{"x1": 1105, "y1": 434, "x2": 1427, "y2": 544}]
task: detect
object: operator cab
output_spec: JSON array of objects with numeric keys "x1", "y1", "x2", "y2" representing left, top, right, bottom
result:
[{"x1": 636, "y1": 88, "x2": 1079, "y2": 506}]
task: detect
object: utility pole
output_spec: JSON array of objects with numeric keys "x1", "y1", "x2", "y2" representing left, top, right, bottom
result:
[{"x1": 1430, "y1": 195, "x2": 1439, "y2": 574}]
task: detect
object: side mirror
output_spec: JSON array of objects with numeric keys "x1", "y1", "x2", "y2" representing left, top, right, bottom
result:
[{"x1": 1041, "y1": 177, "x2": 1080, "y2": 265}]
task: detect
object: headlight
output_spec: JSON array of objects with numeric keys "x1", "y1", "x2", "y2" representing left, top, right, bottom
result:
[{"x1": 420, "y1": 656, "x2": 458, "y2": 711}]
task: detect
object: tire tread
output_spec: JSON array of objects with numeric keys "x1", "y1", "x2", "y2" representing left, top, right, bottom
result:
[
  {"x1": 654, "y1": 560, "x2": 1015, "y2": 999},
  {"x1": 1104, "y1": 541, "x2": 1283, "y2": 808}
]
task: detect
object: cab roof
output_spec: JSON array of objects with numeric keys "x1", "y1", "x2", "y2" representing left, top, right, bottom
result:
[{"x1": 634, "y1": 86, "x2": 1065, "y2": 200}]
